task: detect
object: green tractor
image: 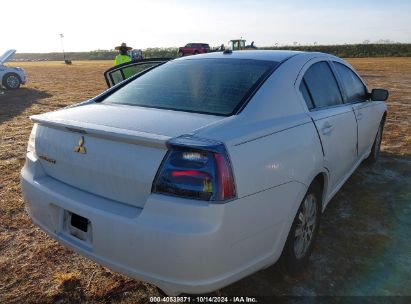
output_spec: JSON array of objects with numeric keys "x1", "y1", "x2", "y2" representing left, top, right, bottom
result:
[{"x1": 230, "y1": 39, "x2": 257, "y2": 51}]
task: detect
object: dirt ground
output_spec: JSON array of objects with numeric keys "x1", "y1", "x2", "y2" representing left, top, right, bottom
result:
[{"x1": 0, "y1": 58, "x2": 410, "y2": 303}]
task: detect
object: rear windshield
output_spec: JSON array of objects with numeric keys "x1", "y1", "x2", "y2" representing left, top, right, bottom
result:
[{"x1": 102, "y1": 59, "x2": 278, "y2": 115}]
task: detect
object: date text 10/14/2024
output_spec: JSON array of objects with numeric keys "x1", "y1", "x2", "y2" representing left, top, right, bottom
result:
[{"x1": 149, "y1": 296, "x2": 258, "y2": 303}]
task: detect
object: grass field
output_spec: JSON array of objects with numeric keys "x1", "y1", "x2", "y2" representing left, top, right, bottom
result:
[{"x1": 1, "y1": 58, "x2": 410, "y2": 302}]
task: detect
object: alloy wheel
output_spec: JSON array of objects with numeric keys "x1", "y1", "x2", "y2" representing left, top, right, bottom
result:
[
  {"x1": 294, "y1": 193, "x2": 318, "y2": 259},
  {"x1": 6, "y1": 75, "x2": 20, "y2": 89}
]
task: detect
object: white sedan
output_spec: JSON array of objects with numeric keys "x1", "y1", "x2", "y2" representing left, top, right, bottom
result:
[
  {"x1": 0, "y1": 49, "x2": 26, "y2": 89},
  {"x1": 21, "y1": 50, "x2": 388, "y2": 295}
]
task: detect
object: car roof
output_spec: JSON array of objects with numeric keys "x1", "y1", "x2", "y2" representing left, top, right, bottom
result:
[{"x1": 176, "y1": 50, "x2": 306, "y2": 62}]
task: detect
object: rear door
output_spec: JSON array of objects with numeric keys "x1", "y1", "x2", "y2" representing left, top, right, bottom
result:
[
  {"x1": 104, "y1": 59, "x2": 169, "y2": 87},
  {"x1": 191, "y1": 44, "x2": 199, "y2": 54},
  {"x1": 299, "y1": 60, "x2": 358, "y2": 193},
  {"x1": 332, "y1": 61, "x2": 382, "y2": 158},
  {"x1": 185, "y1": 43, "x2": 194, "y2": 55}
]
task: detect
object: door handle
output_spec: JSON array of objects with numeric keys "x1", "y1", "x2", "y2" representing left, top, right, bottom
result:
[
  {"x1": 321, "y1": 123, "x2": 334, "y2": 135},
  {"x1": 356, "y1": 112, "x2": 363, "y2": 120}
]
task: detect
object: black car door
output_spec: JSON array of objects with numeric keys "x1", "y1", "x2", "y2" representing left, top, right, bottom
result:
[{"x1": 104, "y1": 58, "x2": 170, "y2": 87}]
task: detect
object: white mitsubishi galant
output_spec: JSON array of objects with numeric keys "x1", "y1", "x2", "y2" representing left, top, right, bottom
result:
[{"x1": 21, "y1": 50, "x2": 388, "y2": 295}]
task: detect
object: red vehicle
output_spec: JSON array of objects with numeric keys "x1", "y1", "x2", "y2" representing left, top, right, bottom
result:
[{"x1": 178, "y1": 43, "x2": 210, "y2": 57}]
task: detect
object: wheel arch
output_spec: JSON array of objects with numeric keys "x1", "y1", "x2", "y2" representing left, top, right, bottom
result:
[
  {"x1": 4, "y1": 72, "x2": 21, "y2": 81},
  {"x1": 311, "y1": 171, "x2": 329, "y2": 211},
  {"x1": 2, "y1": 72, "x2": 21, "y2": 83}
]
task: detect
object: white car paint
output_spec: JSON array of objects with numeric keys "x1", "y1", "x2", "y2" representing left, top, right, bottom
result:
[
  {"x1": 0, "y1": 49, "x2": 26, "y2": 89},
  {"x1": 21, "y1": 50, "x2": 387, "y2": 295}
]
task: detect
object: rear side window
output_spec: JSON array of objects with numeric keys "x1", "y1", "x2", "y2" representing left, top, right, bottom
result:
[
  {"x1": 302, "y1": 61, "x2": 343, "y2": 109},
  {"x1": 299, "y1": 80, "x2": 314, "y2": 110},
  {"x1": 334, "y1": 62, "x2": 367, "y2": 103},
  {"x1": 102, "y1": 59, "x2": 278, "y2": 116}
]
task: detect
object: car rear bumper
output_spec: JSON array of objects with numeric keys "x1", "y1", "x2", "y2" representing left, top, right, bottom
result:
[{"x1": 21, "y1": 152, "x2": 306, "y2": 295}]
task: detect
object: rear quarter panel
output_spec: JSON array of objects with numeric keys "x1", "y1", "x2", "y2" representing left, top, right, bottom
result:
[
  {"x1": 228, "y1": 120, "x2": 324, "y2": 199},
  {"x1": 220, "y1": 118, "x2": 325, "y2": 268}
]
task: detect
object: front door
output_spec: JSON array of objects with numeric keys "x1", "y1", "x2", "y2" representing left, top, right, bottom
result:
[{"x1": 332, "y1": 62, "x2": 382, "y2": 158}]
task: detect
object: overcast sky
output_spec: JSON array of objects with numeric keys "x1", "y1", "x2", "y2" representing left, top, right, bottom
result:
[{"x1": 2, "y1": 0, "x2": 410, "y2": 53}]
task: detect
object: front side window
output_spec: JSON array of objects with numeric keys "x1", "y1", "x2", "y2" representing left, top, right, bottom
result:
[
  {"x1": 102, "y1": 59, "x2": 278, "y2": 116},
  {"x1": 302, "y1": 61, "x2": 343, "y2": 109},
  {"x1": 334, "y1": 62, "x2": 367, "y2": 103}
]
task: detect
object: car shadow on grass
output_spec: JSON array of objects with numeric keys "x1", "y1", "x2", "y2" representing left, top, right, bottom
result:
[
  {"x1": 214, "y1": 153, "x2": 411, "y2": 297},
  {"x1": 0, "y1": 88, "x2": 52, "y2": 125}
]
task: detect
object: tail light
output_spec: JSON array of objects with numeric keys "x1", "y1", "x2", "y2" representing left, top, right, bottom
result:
[
  {"x1": 27, "y1": 123, "x2": 38, "y2": 155},
  {"x1": 152, "y1": 136, "x2": 236, "y2": 202}
]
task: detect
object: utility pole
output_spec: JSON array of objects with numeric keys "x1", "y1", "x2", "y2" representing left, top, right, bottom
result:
[{"x1": 60, "y1": 34, "x2": 66, "y2": 62}]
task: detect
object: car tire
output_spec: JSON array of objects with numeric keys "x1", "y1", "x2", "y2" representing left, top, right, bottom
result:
[
  {"x1": 279, "y1": 180, "x2": 322, "y2": 276},
  {"x1": 3, "y1": 73, "x2": 21, "y2": 90},
  {"x1": 365, "y1": 120, "x2": 384, "y2": 164},
  {"x1": 178, "y1": 51, "x2": 184, "y2": 57}
]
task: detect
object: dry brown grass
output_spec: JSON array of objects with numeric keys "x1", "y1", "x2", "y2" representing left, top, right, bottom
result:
[
  {"x1": 348, "y1": 57, "x2": 411, "y2": 155},
  {"x1": 0, "y1": 58, "x2": 410, "y2": 302}
]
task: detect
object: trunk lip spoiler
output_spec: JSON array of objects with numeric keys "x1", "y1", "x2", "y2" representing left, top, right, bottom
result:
[{"x1": 30, "y1": 116, "x2": 170, "y2": 149}]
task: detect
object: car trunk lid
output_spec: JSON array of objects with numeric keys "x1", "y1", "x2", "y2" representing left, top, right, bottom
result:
[{"x1": 31, "y1": 103, "x2": 226, "y2": 208}]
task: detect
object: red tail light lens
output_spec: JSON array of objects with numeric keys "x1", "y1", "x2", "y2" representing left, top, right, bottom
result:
[
  {"x1": 214, "y1": 153, "x2": 235, "y2": 200},
  {"x1": 152, "y1": 136, "x2": 236, "y2": 202}
]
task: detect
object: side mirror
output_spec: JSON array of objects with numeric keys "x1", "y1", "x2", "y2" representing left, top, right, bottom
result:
[{"x1": 370, "y1": 89, "x2": 389, "y2": 101}]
